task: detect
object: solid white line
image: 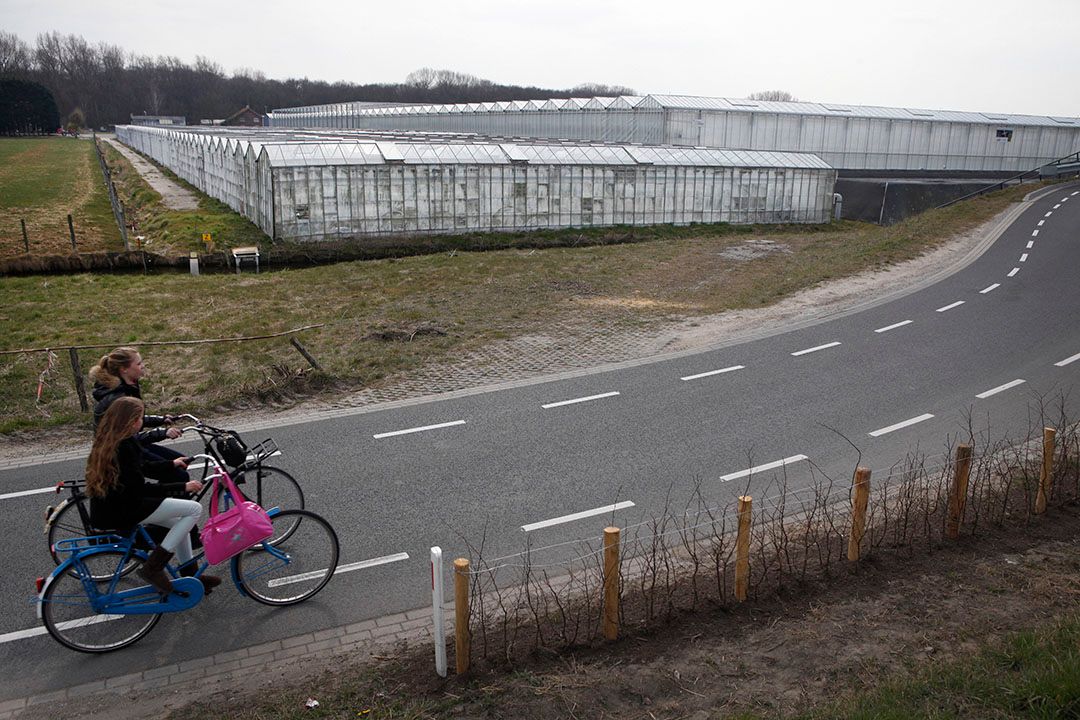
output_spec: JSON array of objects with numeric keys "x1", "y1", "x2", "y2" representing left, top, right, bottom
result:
[
  {"x1": 1026, "y1": 241, "x2": 1034, "y2": 249},
  {"x1": 521, "y1": 501, "x2": 635, "y2": 532},
  {"x1": 980, "y1": 283, "x2": 1000, "y2": 294},
  {"x1": 874, "y1": 320, "x2": 912, "y2": 334},
  {"x1": 0, "y1": 614, "x2": 123, "y2": 646},
  {"x1": 1020, "y1": 254, "x2": 1028, "y2": 262},
  {"x1": 936, "y1": 301, "x2": 965, "y2": 313},
  {"x1": 720, "y1": 454, "x2": 809, "y2": 483},
  {"x1": 869, "y1": 413, "x2": 934, "y2": 437},
  {"x1": 373, "y1": 420, "x2": 466, "y2": 439},
  {"x1": 267, "y1": 552, "x2": 410, "y2": 588},
  {"x1": 681, "y1": 365, "x2": 745, "y2": 381},
  {"x1": 1007, "y1": 268, "x2": 1019, "y2": 277},
  {"x1": 0, "y1": 486, "x2": 55, "y2": 501},
  {"x1": 790, "y1": 341, "x2": 841, "y2": 357},
  {"x1": 541, "y1": 391, "x2": 619, "y2": 409},
  {"x1": 976, "y1": 379, "x2": 1026, "y2": 399},
  {"x1": 1055, "y1": 352, "x2": 1080, "y2": 367}
]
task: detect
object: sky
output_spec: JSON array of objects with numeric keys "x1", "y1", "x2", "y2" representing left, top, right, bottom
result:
[{"x1": 3, "y1": 0, "x2": 1079, "y2": 117}]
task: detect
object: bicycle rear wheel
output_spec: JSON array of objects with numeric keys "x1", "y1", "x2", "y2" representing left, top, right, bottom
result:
[
  {"x1": 47, "y1": 499, "x2": 139, "y2": 580},
  {"x1": 231, "y1": 465, "x2": 305, "y2": 545},
  {"x1": 41, "y1": 551, "x2": 161, "y2": 653},
  {"x1": 234, "y1": 510, "x2": 338, "y2": 606}
]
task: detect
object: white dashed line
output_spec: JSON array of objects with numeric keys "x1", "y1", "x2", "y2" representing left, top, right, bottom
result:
[
  {"x1": 0, "y1": 615, "x2": 124, "y2": 646},
  {"x1": 1056, "y1": 352, "x2": 1080, "y2": 367},
  {"x1": 1053, "y1": 204, "x2": 1061, "y2": 209},
  {"x1": 1072, "y1": 191, "x2": 1079, "y2": 196},
  {"x1": 0, "y1": 486, "x2": 55, "y2": 501},
  {"x1": 936, "y1": 301, "x2": 965, "y2": 312},
  {"x1": 1038, "y1": 220, "x2": 1045, "y2": 226},
  {"x1": 720, "y1": 455, "x2": 809, "y2": 483},
  {"x1": 521, "y1": 501, "x2": 635, "y2": 532},
  {"x1": 1026, "y1": 241, "x2": 1034, "y2": 249},
  {"x1": 980, "y1": 283, "x2": 1000, "y2": 294},
  {"x1": 1064, "y1": 197, "x2": 1071, "y2": 202},
  {"x1": 681, "y1": 365, "x2": 745, "y2": 381},
  {"x1": 791, "y1": 341, "x2": 841, "y2": 357},
  {"x1": 373, "y1": 420, "x2": 466, "y2": 439},
  {"x1": 976, "y1": 379, "x2": 1026, "y2": 399},
  {"x1": 268, "y1": 552, "x2": 410, "y2": 587},
  {"x1": 869, "y1": 414, "x2": 934, "y2": 437},
  {"x1": 875, "y1": 320, "x2": 912, "y2": 334},
  {"x1": 542, "y1": 391, "x2": 620, "y2": 409},
  {"x1": 1045, "y1": 211, "x2": 1053, "y2": 217},
  {"x1": 1007, "y1": 268, "x2": 1019, "y2": 277},
  {"x1": 1020, "y1": 254, "x2": 1028, "y2": 262},
  {"x1": 1032, "y1": 230, "x2": 1039, "y2": 237}
]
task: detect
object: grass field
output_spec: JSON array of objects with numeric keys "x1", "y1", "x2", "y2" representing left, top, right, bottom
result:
[
  {"x1": 0, "y1": 137, "x2": 119, "y2": 256},
  {"x1": 0, "y1": 178, "x2": 1045, "y2": 436}
]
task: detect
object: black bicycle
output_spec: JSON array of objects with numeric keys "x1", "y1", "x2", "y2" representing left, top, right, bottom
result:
[{"x1": 44, "y1": 414, "x2": 305, "y2": 577}]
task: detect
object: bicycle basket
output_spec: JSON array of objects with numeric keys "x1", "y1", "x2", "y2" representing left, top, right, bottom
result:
[{"x1": 215, "y1": 431, "x2": 249, "y2": 468}]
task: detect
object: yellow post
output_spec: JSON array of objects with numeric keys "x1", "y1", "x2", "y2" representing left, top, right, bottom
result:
[
  {"x1": 602, "y1": 527, "x2": 621, "y2": 640},
  {"x1": 1035, "y1": 428, "x2": 1057, "y2": 514},
  {"x1": 453, "y1": 558, "x2": 470, "y2": 674},
  {"x1": 946, "y1": 444, "x2": 973, "y2": 539},
  {"x1": 847, "y1": 468, "x2": 871, "y2": 561},
  {"x1": 735, "y1": 496, "x2": 752, "y2": 601}
]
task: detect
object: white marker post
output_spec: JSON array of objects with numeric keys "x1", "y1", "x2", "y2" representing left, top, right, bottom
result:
[{"x1": 430, "y1": 546, "x2": 447, "y2": 677}]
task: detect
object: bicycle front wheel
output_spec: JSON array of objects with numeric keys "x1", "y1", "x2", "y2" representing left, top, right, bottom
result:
[
  {"x1": 234, "y1": 510, "x2": 339, "y2": 606},
  {"x1": 47, "y1": 499, "x2": 138, "y2": 580},
  {"x1": 41, "y1": 551, "x2": 161, "y2": 653},
  {"x1": 232, "y1": 465, "x2": 305, "y2": 545}
]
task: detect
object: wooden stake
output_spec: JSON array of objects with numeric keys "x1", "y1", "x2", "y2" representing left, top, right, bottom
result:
[
  {"x1": 289, "y1": 337, "x2": 322, "y2": 370},
  {"x1": 67, "y1": 214, "x2": 77, "y2": 252},
  {"x1": 602, "y1": 526, "x2": 620, "y2": 640},
  {"x1": 453, "y1": 558, "x2": 470, "y2": 674},
  {"x1": 847, "y1": 468, "x2": 871, "y2": 561},
  {"x1": 946, "y1": 444, "x2": 973, "y2": 539},
  {"x1": 735, "y1": 496, "x2": 752, "y2": 601},
  {"x1": 68, "y1": 348, "x2": 88, "y2": 412},
  {"x1": 21, "y1": 219, "x2": 29, "y2": 253},
  {"x1": 1035, "y1": 427, "x2": 1057, "y2": 514}
]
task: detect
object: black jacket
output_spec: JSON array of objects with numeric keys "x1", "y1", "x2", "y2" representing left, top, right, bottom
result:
[
  {"x1": 91, "y1": 380, "x2": 169, "y2": 444},
  {"x1": 89, "y1": 438, "x2": 187, "y2": 530}
]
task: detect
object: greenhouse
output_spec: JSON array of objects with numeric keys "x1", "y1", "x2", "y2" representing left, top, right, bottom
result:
[
  {"x1": 270, "y1": 95, "x2": 1080, "y2": 174},
  {"x1": 114, "y1": 126, "x2": 838, "y2": 242}
]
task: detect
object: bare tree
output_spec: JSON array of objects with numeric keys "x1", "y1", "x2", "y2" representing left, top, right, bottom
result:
[
  {"x1": 0, "y1": 30, "x2": 32, "y2": 77},
  {"x1": 571, "y1": 82, "x2": 637, "y2": 97},
  {"x1": 748, "y1": 90, "x2": 798, "y2": 102}
]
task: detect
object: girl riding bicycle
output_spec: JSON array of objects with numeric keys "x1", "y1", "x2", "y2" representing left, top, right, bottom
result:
[{"x1": 86, "y1": 397, "x2": 221, "y2": 595}]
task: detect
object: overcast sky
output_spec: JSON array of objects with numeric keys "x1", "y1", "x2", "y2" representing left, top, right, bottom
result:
[{"x1": 3, "y1": 0, "x2": 1078, "y2": 117}]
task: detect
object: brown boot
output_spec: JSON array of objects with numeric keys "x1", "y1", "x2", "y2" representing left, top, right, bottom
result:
[
  {"x1": 138, "y1": 547, "x2": 175, "y2": 595},
  {"x1": 179, "y1": 562, "x2": 222, "y2": 594}
]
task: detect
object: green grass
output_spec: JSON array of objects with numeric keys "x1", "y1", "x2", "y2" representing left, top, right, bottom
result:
[{"x1": 0, "y1": 138, "x2": 80, "y2": 209}]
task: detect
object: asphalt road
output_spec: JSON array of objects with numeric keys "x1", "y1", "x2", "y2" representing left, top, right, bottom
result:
[{"x1": 1, "y1": 183, "x2": 1078, "y2": 700}]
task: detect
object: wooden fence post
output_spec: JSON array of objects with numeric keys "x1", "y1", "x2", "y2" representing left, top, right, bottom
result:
[
  {"x1": 21, "y1": 219, "x2": 29, "y2": 253},
  {"x1": 67, "y1": 214, "x2": 77, "y2": 252},
  {"x1": 735, "y1": 496, "x2": 752, "y2": 601},
  {"x1": 946, "y1": 444, "x2": 973, "y2": 539},
  {"x1": 602, "y1": 526, "x2": 620, "y2": 640},
  {"x1": 68, "y1": 348, "x2": 88, "y2": 412},
  {"x1": 289, "y1": 337, "x2": 322, "y2": 370},
  {"x1": 453, "y1": 558, "x2": 470, "y2": 674},
  {"x1": 847, "y1": 467, "x2": 871, "y2": 561},
  {"x1": 1035, "y1": 428, "x2": 1057, "y2": 514}
]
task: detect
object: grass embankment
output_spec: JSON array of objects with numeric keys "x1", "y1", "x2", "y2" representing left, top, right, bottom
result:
[
  {"x1": 0, "y1": 137, "x2": 118, "y2": 256},
  {"x1": 0, "y1": 181, "x2": 1042, "y2": 435}
]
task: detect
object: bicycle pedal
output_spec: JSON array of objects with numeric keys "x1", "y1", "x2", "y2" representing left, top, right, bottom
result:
[{"x1": 173, "y1": 589, "x2": 190, "y2": 599}]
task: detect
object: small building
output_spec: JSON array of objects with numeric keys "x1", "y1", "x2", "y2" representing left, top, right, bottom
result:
[
  {"x1": 130, "y1": 115, "x2": 186, "y2": 127},
  {"x1": 220, "y1": 105, "x2": 266, "y2": 127}
]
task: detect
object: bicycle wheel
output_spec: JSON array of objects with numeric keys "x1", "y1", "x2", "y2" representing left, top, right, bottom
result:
[
  {"x1": 232, "y1": 465, "x2": 305, "y2": 545},
  {"x1": 47, "y1": 499, "x2": 138, "y2": 580},
  {"x1": 234, "y1": 510, "x2": 339, "y2": 606},
  {"x1": 41, "y1": 551, "x2": 161, "y2": 653}
]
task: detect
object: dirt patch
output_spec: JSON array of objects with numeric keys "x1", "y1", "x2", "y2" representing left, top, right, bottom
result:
[{"x1": 716, "y1": 238, "x2": 793, "y2": 262}]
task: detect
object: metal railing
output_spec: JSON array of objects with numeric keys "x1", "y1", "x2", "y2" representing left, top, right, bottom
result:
[{"x1": 937, "y1": 149, "x2": 1080, "y2": 209}]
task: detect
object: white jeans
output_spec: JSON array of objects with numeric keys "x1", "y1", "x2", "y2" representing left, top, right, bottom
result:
[{"x1": 141, "y1": 498, "x2": 202, "y2": 563}]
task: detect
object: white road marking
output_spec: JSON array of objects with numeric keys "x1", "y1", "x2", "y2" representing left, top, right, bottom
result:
[
  {"x1": 1032, "y1": 230, "x2": 1039, "y2": 237},
  {"x1": 187, "y1": 450, "x2": 281, "y2": 472},
  {"x1": 267, "y1": 552, "x2": 410, "y2": 588},
  {"x1": 720, "y1": 455, "x2": 809, "y2": 483},
  {"x1": 980, "y1": 283, "x2": 1000, "y2": 294},
  {"x1": 1045, "y1": 211, "x2": 1053, "y2": 217},
  {"x1": 875, "y1": 320, "x2": 912, "y2": 334},
  {"x1": 0, "y1": 486, "x2": 55, "y2": 501},
  {"x1": 681, "y1": 365, "x2": 745, "y2": 381},
  {"x1": 1020, "y1": 253, "x2": 1028, "y2": 262},
  {"x1": 1064, "y1": 197, "x2": 1071, "y2": 202},
  {"x1": 1072, "y1": 191, "x2": 1079, "y2": 196},
  {"x1": 521, "y1": 501, "x2": 635, "y2": 532},
  {"x1": 869, "y1": 413, "x2": 935, "y2": 437},
  {"x1": 1038, "y1": 220, "x2": 1045, "y2": 226},
  {"x1": 1007, "y1": 268, "x2": 1019, "y2": 277},
  {"x1": 373, "y1": 420, "x2": 466, "y2": 439},
  {"x1": 790, "y1": 341, "x2": 841, "y2": 357},
  {"x1": 0, "y1": 614, "x2": 124, "y2": 646},
  {"x1": 1027, "y1": 241, "x2": 1034, "y2": 249},
  {"x1": 936, "y1": 301, "x2": 965, "y2": 312},
  {"x1": 1053, "y1": 204, "x2": 1061, "y2": 209},
  {"x1": 541, "y1": 391, "x2": 620, "y2": 409},
  {"x1": 976, "y1": 379, "x2": 1026, "y2": 399},
  {"x1": 1056, "y1": 352, "x2": 1080, "y2": 367}
]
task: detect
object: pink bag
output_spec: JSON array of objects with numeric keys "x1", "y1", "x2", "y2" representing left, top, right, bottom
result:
[{"x1": 200, "y1": 471, "x2": 274, "y2": 565}]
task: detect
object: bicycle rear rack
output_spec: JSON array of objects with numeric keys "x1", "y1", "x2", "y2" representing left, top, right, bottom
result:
[
  {"x1": 53, "y1": 534, "x2": 128, "y2": 556},
  {"x1": 247, "y1": 438, "x2": 279, "y2": 465}
]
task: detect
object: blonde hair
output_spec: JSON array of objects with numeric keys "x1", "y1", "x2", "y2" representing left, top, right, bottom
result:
[
  {"x1": 88, "y1": 346, "x2": 140, "y2": 390},
  {"x1": 85, "y1": 396, "x2": 144, "y2": 498}
]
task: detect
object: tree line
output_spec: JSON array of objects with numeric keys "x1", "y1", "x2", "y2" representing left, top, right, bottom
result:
[{"x1": 0, "y1": 30, "x2": 635, "y2": 129}]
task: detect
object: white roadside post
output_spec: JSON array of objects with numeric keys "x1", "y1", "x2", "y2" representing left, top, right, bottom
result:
[{"x1": 430, "y1": 546, "x2": 447, "y2": 677}]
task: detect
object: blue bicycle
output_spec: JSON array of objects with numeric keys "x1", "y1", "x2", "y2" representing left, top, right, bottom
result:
[{"x1": 36, "y1": 455, "x2": 339, "y2": 653}]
